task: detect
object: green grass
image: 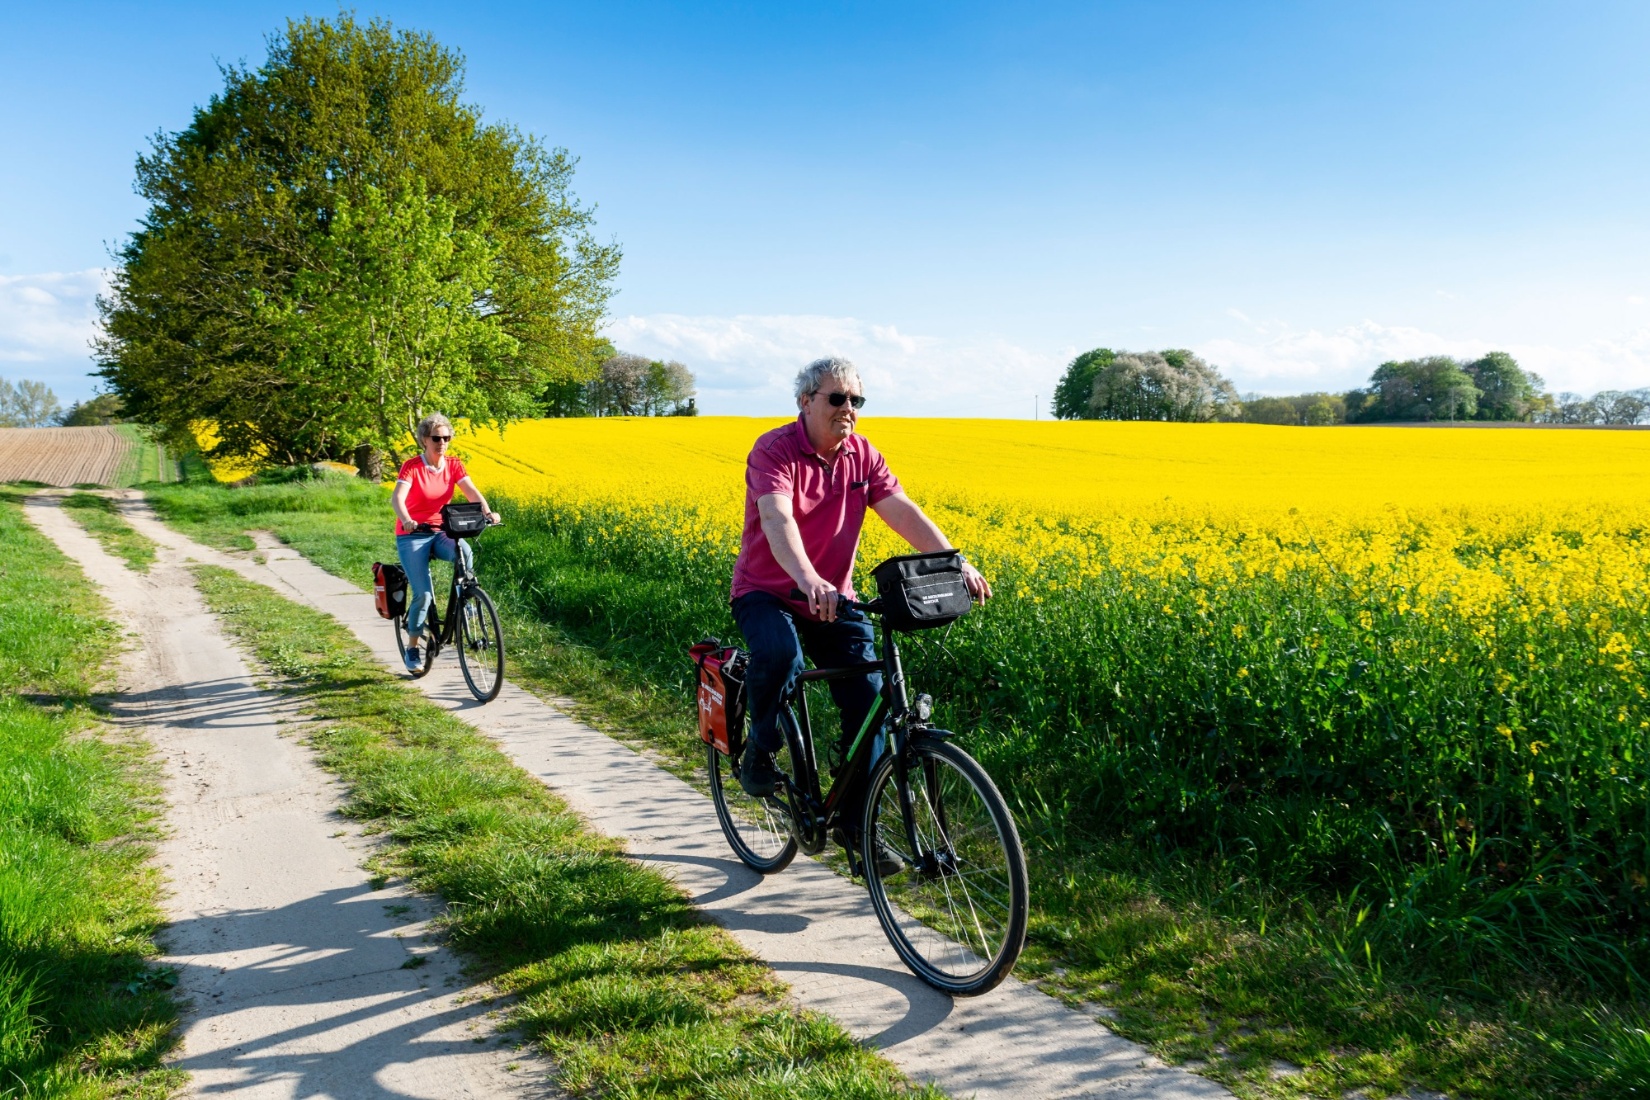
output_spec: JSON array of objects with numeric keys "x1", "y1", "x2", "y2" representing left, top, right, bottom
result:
[
  {"x1": 61, "y1": 493, "x2": 158, "y2": 572},
  {"x1": 141, "y1": 470, "x2": 1650, "y2": 1100},
  {"x1": 0, "y1": 486, "x2": 181, "y2": 1098},
  {"x1": 187, "y1": 563, "x2": 938, "y2": 1100},
  {"x1": 110, "y1": 425, "x2": 176, "y2": 488}
]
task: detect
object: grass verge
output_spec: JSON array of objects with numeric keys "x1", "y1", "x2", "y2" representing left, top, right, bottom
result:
[
  {"x1": 188, "y1": 562, "x2": 938, "y2": 1099},
  {"x1": 142, "y1": 471, "x2": 1650, "y2": 1100},
  {"x1": 111, "y1": 425, "x2": 175, "y2": 487},
  {"x1": 61, "y1": 492, "x2": 158, "y2": 572},
  {"x1": 0, "y1": 486, "x2": 181, "y2": 1098}
]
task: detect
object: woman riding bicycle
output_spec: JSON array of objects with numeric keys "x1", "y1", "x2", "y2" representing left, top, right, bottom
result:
[{"x1": 392, "y1": 413, "x2": 501, "y2": 673}]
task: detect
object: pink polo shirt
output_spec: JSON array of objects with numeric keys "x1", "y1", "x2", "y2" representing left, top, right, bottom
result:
[{"x1": 730, "y1": 415, "x2": 903, "y2": 618}]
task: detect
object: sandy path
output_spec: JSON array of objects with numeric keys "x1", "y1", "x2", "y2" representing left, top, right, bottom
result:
[
  {"x1": 109, "y1": 496, "x2": 1232, "y2": 1100},
  {"x1": 0, "y1": 426, "x2": 129, "y2": 485},
  {"x1": 23, "y1": 492, "x2": 551, "y2": 1100}
]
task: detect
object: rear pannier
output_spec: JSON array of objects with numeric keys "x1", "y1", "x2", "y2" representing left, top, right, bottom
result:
[
  {"x1": 372, "y1": 561, "x2": 408, "y2": 621},
  {"x1": 871, "y1": 551, "x2": 973, "y2": 632},
  {"x1": 688, "y1": 640, "x2": 747, "y2": 756}
]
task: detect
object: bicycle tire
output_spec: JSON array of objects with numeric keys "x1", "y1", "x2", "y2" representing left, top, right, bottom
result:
[
  {"x1": 707, "y1": 708, "x2": 799, "y2": 874},
  {"x1": 457, "y1": 587, "x2": 504, "y2": 702},
  {"x1": 393, "y1": 614, "x2": 435, "y2": 679},
  {"x1": 861, "y1": 736, "x2": 1028, "y2": 996}
]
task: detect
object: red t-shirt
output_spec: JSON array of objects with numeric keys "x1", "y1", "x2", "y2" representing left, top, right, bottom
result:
[
  {"x1": 395, "y1": 455, "x2": 468, "y2": 535},
  {"x1": 730, "y1": 416, "x2": 903, "y2": 618}
]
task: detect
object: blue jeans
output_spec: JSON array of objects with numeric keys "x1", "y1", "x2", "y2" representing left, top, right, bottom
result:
[
  {"x1": 396, "y1": 531, "x2": 471, "y2": 639},
  {"x1": 732, "y1": 591, "x2": 883, "y2": 758}
]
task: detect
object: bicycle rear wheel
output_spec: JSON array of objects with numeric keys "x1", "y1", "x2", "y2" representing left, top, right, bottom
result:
[
  {"x1": 393, "y1": 614, "x2": 435, "y2": 679},
  {"x1": 457, "y1": 587, "x2": 504, "y2": 702},
  {"x1": 862, "y1": 736, "x2": 1028, "y2": 996},
  {"x1": 707, "y1": 709, "x2": 799, "y2": 874}
]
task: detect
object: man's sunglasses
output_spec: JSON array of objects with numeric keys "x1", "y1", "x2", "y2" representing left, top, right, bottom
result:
[
  {"x1": 815, "y1": 391, "x2": 866, "y2": 409},
  {"x1": 429, "y1": 435, "x2": 452, "y2": 443}
]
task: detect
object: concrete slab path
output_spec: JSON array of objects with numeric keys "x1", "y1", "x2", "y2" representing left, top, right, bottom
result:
[
  {"x1": 111, "y1": 495, "x2": 1232, "y2": 1100},
  {"x1": 24, "y1": 492, "x2": 551, "y2": 1100}
]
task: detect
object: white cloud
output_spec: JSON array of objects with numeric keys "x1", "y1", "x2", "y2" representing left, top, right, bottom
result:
[
  {"x1": 1200, "y1": 318, "x2": 1650, "y2": 396},
  {"x1": 605, "y1": 313, "x2": 1064, "y2": 417},
  {"x1": 0, "y1": 269, "x2": 111, "y2": 400},
  {"x1": 0, "y1": 269, "x2": 110, "y2": 362}
]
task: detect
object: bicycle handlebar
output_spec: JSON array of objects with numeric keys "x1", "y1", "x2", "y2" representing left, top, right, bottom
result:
[
  {"x1": 411, "y1": 517, "x2": 503, "y2": 535},
  {"x1": 789, "y1": 588, "x2": 879, "y2": 615}
]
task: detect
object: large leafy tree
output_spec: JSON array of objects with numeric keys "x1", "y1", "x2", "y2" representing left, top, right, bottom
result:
[
  {"x1": 1051, "y1": 347, "x2": 1114, "y2": 419},
  {"x1": 96, "y1": 14, "x2": 620, "y2": 468},
  {"x1": 1362, "y1": 357, "x2": 1478, "y2": 422},
  {"x1": 1462, "y1": 351, "x2": 1542, "y2": 421},
  {"x1": 0, "y1": 379, "x2": 62, "y2": 428}
]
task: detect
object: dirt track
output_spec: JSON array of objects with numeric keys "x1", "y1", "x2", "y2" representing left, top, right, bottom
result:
[
  {"x1": 24, "y1": 491, "x2": 546, "y2": 1099},
  {"x1": 0, "y1": 426, "x2": 129, "y2": 485}
]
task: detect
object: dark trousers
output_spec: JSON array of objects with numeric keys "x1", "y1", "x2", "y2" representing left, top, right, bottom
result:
[{"x1": 732, "y1": 591, "x2": 883, "y2": 759}]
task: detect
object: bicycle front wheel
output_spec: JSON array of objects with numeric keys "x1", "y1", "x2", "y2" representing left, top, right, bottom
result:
[
  {"x1": 393, "y1": 614, "x2": 434, "y2": 679},
  {"x1": 862, "y1": 736, "x2": 1028, "y2": 996},
  {"x1": 707, "y1": 708, "x2": 799, "y2": 874},
  {"x1": 457, "y1": 587, "x2": 504, "y2": 702}
]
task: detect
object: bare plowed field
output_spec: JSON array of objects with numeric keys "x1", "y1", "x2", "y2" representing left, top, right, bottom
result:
[{"x1": 0, "y1": 427, "x2": 130, "y2": 486}]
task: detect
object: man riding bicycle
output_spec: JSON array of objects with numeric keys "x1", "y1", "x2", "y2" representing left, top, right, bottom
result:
[
  {"x1": 392, "y1": 413, "x2": 501, "y2": 673},
  {"x1": 731, "y1": 357, "x2": 992, "y2": 866}
]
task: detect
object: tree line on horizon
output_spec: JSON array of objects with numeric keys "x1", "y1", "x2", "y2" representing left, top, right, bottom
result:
[
  {"x1": 540, "y1": 347, "x2": 698, "y2": 418},
  {"x1": 1052, "y1": 347, "x2": 1650, "y2": 426}
]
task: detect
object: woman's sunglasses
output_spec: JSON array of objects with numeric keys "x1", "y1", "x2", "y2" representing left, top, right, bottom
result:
[{"x1": 817, "y1": 391, "x2": 866, "y2": 409}]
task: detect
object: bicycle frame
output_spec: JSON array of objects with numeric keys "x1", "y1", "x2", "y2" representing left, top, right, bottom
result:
[
  {"x1": 407, "y1": 542, "x2": 479, "y2": 653},
  {"x1": 779, "y1": 610, "x2": 938, "y2": 862}
]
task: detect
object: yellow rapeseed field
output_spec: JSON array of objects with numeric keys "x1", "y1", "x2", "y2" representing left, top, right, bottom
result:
[{"x1": 458, "y1": 416, "x2": 1650, "y2": 631}]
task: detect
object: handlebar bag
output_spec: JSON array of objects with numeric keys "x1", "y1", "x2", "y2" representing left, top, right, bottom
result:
[
  {"x1": 871, "y1": 551, "x2": 972, "y2": 632},
  {"x1": 441, "y1": 501, "x2": 488, "y2": 539},
  {"x1": 688, "y1": 639, "x2": 747, "y2": 756},
  {"x1": 372, "y1": 561, "x2": 408, "y2": 620}
]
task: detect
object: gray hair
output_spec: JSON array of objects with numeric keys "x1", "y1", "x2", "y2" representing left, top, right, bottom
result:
[
  {"x1": 793, "y1": 357, "x2": 861, "y2": 402},
  {"x1": 415, "y1": 412, "x2": 453, "y2": 442}
]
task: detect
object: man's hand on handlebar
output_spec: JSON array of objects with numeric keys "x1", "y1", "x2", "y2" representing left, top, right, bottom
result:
[
  {"x1": 798, "y1": 575, "x2": 840, "y2": 622},
  {"x1": 791, "y1": 587, "x2": 874, "y2": 620}
]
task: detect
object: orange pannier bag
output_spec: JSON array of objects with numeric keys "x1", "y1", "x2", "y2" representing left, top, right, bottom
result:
[
  {"x1": 371, "y1": 561, "x2": 408, "y2": 621},
  {"x1": 688, "y1": 640, "x2": 747, "y2": 756}
]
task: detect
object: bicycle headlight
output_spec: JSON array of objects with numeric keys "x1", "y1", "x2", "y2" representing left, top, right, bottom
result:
[{"x1": 914, "y1": 693, "x2": 933, "y2": 721}]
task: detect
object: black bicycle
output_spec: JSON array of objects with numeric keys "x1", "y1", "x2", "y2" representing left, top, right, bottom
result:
[
  {"x1": 706, "y1": 592, "x2": 1029, "y2": 996},
  {"x1": 393, "y1": 520, "x2": 504, "y2": 703}
]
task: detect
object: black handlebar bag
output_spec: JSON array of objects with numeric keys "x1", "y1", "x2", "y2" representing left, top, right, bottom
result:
[
  {"x1": 441, "y1": 501, "x2": 488, "y2": 539},
  {"x1": 871, "y1": 551, "x2": 973, "y2": 632}
]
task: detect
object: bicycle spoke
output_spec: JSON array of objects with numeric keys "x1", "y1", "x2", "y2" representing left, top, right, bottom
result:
[
  {"x1": 707, "y1": 710, "x2": 800, "y2": 874},
  {"x1": 457, "y1": 589, "x2": 504, "y2": 702},
  {"x1": 864, "y1": 739, "x2": 1026, "y2": 993}
]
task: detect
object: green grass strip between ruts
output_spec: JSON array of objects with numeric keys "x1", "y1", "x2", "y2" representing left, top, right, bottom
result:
[
  {"x1": 0, "y1": 486, "x2": 182, "y2": 1098},
  {"x1": 188, "y1": 563, "x2": 940, "y2": 1100},
  {"x1": 61, "y1": 493, "x2": 158, "y2": 572}
]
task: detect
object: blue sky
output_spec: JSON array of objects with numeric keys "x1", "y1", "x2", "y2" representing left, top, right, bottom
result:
[{"x1": 3, "y1": 1, "x2": 1649, "y2": 414}]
